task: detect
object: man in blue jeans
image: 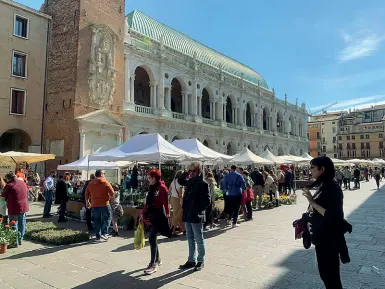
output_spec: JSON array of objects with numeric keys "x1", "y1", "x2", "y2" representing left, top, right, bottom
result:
[
  {"x1": 178, "y1": 162, "x2": 211, "y2": 271},
  {"x1": 85, "y1": 170, "x2": 114, "y2": 242},
  {"x1": 43, "y1": 171, "x2": 55, "y2": 218},
  {"x1": 1, "y1": 172, "x2": 29, "y2": 246}
]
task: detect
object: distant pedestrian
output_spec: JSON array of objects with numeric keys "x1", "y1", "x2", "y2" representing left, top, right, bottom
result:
[
  {"x1": 82, "y1": 174, "x2": 95, "y2": 231},
  {"x1": 223, "y1": 165, "x2": 246, "y2": 227},
  {"x1": 342, "y1": 167, "x2": 351, "y2": 190},
  {"x1": 374, "y1": 167, "x2": 381, "y2": 189},
  {"x1": 85, "y1": 170, "x2": 114, "y2": 242},
  {"x1": 43, "y1": 171, "x2": 56, "y2": 218},
  {"x1": 335, "y1": 168, "x2": 343, "y2": 188},
  {"x1": 250, "y1": 167, "x2": 265, "y2": 209},
  {"x1": 55, "y1": 175, "x2": 68, "y2": 222}
]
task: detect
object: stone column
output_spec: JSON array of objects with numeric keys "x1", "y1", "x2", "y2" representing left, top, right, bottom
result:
[
  {"x1": 213, "y1": 101, "x2": 216, "y2": 120},
  {"x1": 124, "y1": 56, "x2": 130, "y2": 102},
  {"x1": 167, "y1": 86, "x2": 172, "y2": 111},
  {"x1": 149, "y1": 83, "x2": 154, "y2": 108},
  {"x1": 130, "y1": 75, "x2": 135, "y2": 103},
  {"x1": 79, "y1": 129, "x2": 86, "y2": 158},
  {"x1": 198, "y1": 97, "x2": 202, "y2": 116}
]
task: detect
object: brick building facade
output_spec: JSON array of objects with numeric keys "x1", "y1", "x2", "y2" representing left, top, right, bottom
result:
[{"x1": 42, "y1": 0, "x2": 126, "y2": 172}]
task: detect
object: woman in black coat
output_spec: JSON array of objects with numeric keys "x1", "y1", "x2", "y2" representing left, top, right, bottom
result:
[{"x1": 302, "y1": 156, "x2": 345, "y2": 289}]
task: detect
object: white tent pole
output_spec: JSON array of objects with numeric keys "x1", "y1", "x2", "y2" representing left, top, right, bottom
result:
[{"x1": 87, "y1": 159, "x2": 89, "y2": 180}]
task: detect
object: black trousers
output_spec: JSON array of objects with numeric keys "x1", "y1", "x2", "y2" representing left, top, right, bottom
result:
[
  {"x1": 149, "y1": 225, "x2": 160, "y2": 265},
  {"x1": 59, "y1": 200, "x2": 67, "y2": 221},
  {"x1": 227, "y1": 195, "x2": 242, "y2": 224},
  {"x1": 315, "y1": 243, "x2": 343, "y2": 289},
  {"x1": 86, "y1": 208, "x2": 93, "y2": 229},
  {"x1": 205, "y1": 206, "x2": 213, "y2": 227},
  {"x1": 245, "y1": 201, "x2": 252, "y2": 220},
  {"x1": 375, "y1": 177, "x2": 380, "y2": 188}
]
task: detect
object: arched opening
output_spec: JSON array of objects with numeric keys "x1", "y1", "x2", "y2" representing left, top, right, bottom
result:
[
  {"x1": 134, "y1": 67, "x2": 151, "y2": 107},
  {"x1": 277, "y1": 111, "x2": 284, "y2": 133},
  {"x1": 289, "y1": 116, "x2": 295, "y2": 135},
  {"x1": 201, "y1": 88, "x2": 211, "y2": 119},
  {"x1": 171, "y1": 136, "x2": 180, "y2": 142},
  {"x1": 226, "y1": 97, "x2": 233, "y2": 123},
  {"x1": 263, "y1": 107, "x2": 270, "y2": 130},
  {"x1": 298, "y1": 120, "x2": 303, "y2": 137},
  {"x1": 300, "y1": 149, "x2": 304, "y2": 155},
  {"x1": 264, "y1": 145, "x2": 270, "y2": 151},
  {"x1": 246, "y1": 103, "x2": 252, "y2": 127},
  {"x1": 203, "y1": 140, "x2": 209, "y2": 148},
  {"x1": 290, "y1": 148, "x2": 295, "y2": 155},
  {"x1": 171, "y1": 78, "x2": 183, "y2": 113},
  {"x1": 278, "y1": 147, "x2": 284, "y2": 156},
  {"x1": 226, "y1": 142, "x2": 235, "y2": 155},
  {"x1": 0, "y1": 129, "x2": 32, "y2": 152}
]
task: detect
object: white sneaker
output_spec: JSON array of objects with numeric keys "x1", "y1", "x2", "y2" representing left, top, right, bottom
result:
[
  {"x1": 232, "y1": 223, "x2": 239, "y2": 228},
  {"x1": 101, "y1": 235, "x2": 109, "y2": 240},
  {"x1": 226, "y1": 220, "x2": 231, "y2": 226}
]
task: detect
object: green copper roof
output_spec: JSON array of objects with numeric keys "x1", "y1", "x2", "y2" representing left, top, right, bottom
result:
[{"x1": 126, "y1": 10, "x2": 268, "y2": 89}]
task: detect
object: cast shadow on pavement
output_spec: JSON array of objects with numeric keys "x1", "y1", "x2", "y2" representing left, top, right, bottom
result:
[
  {"x1": 112, "y1": 225, "x2": 231, "y2": 252},
  {"x1": 71, "y1": 268, "x2": 195, "y2": 289},
  {"x1": 264, "y1": 184, "x2": 385, "y2": 289}
]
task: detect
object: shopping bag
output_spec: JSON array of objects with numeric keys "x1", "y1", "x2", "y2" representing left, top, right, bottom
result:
[
  {"x1": 134, "y1": 223, "x2": 145, "y2": 250},
  {"x1": 79, "y1": 206, "x2": 86, "y2": 221}
]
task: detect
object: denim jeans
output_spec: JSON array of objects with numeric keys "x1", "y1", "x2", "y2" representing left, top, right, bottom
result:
[
  {"x1": 9, "y1": 213, "x2": 26, "y2": 246},
  {"x1": 185, "y1": 222, "x2": 205, "y2": 263},
  {"x1": 92, "y1": 206, "x2": 112, "y2": 239},
  {"x1": 59, "y1": 200, "x2": 67, "y2": 221},
  {"x1": 43, "y1": 190, "x2": 53, "y2": 217},
  {"x1": 149, "y1": 225, "x2": 160, "y2": 265}
]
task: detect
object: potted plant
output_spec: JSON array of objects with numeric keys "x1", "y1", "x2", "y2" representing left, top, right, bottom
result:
[{"x1": 0, "y1": 229, "x2": 8, "y2": 254}]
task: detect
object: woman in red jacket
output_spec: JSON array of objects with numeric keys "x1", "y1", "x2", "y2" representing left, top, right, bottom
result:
[{"x1": 141, "y1": 169, "x2": 170, "y2": 275}]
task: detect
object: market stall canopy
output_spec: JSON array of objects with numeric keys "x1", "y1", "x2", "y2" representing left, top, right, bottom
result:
[
  {"x1": 372, "y1": 158, "x2": 385, "y2": 165},
  {"x1": 232, "y1": 147, "x2": 273, "y2": 165},
  {"x1": 347, "y1": 159, "x2": 374, "y2": 165},
  {"x1": 89, "y1": 133, "x2": 202, "y2": 163},
  {"x1": 172, "y1": 139, "x2": 233, "y2": 163},
  {"x1": 0, "y1": 151, "x2": 55, "y2": 165},
  {"x1": 330, "y1": 158, "x2": 348, "y2": 166},
  {"x1": 277, "y1": 154, "x2": 308, "y2": 164},
  {"x1": 57, "y1": 154, "x2": 133, "y2": 171},
  {"x1": 300, "y1": 152, "x2": 313, "y2": 161},
  {"x1": 259, "y1": 149, "x2": 281, "y2": 163}
]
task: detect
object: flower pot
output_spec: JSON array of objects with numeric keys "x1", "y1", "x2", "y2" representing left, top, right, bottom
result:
[{"x1": 0, "y1": 244, "x2": 8, "y2": 254}]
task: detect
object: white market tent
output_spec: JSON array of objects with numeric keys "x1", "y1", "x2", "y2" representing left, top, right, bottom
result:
[
  {"x1": 0, "y1": 151, "x2": 55, "y2": 165},
  {"x1": 89, "y1": 133, "x2": 202, "y2": 164},
  {"x1": 277, "y1": 154, "x2": 307, "y2": 164},
  {"x1": 300, "y1": 152, "x2": 313, "y2": 161},
  {"x1": 372, "y1": 158, "x2": 385, "y2": 165},
  {"x1": 347, "y1": 159, "x2": 373, "y2": 165},
  {"x1": 57, "y1": 154, "x2": 133, "y2": 171},
  {"x1": 259, "y1": 149, "x2": 281, "y2": 164},
  {"x1": 172, "y1": 139, "x2": 232, "y2": 164},
  {"x1": 231, "y1": 147, "x2": 273, "y2": 165},
  {"x1": 330, "y1": 158, "x2": 349, "y2": 166}
]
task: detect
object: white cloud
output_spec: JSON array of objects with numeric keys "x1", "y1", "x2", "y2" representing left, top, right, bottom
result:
[
  {"x1": 310, "y1": 95, "x2": 385, "y2": 112},
  {"x1": 338, "y1": 32, "x2": 384, "y2": 63}
]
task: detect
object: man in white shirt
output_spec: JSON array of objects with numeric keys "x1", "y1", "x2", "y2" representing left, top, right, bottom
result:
[{"x1": 43, "y1": 171, "x2": 55, "y2": 218}]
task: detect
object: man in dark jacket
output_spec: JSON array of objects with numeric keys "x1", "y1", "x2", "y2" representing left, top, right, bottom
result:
[
  {"x1": 82, "y1": 174, "x2": 95, "y2": 230},
  {"x1": 353, "y1": 167, "x2": 361, "y2": 189},
  {"x1": 178, "y1": 162, "x2": 211, "y2": 272},
  {"x1": 284, "y1": 167, "x2": 293, "y2": 195},
  {"x1": 250, "y1": 167, "x2": 265, "y2": 209},
  {"x1": 55, "y1": 175, "x2": 68, "y2": 222}
]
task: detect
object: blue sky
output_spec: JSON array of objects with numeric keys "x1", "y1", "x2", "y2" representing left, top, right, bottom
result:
[{"x1": 23, "y1": 0, "x2": 385, "y2": 113}]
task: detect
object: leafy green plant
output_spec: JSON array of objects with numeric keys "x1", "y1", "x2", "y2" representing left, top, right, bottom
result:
[
  {"x1": 117, "y1": 216, "x2": 134, "y2": 230},
  {"x1": 25, "y1": 221, "x2": 90, "y2": 245}
]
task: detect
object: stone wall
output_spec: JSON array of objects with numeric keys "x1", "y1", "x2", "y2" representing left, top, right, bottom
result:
[{"x1": 42, "y1": 0, "x2": 125, "y2": 173}]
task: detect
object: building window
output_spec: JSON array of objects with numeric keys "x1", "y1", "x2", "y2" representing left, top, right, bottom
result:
[
  {"x1": 316, "y1": 132, "x2": 320, "y2": 139},
  {"x1": 10, "y1": 88, "x2": 26, "y2": 115},
  {"x1": 361, "y1": 143, "x2": 364, "y2": 149},
  {"x1": 307, "y1": 133, "x2": 310, "y2": 140},
  {"x1": 322, "y1": 137, "x2": 325, "y2": 143},
  {"x1": 332, "y1": 122, "x2": 335, "y2": 124},
  {"x1": 380, "y1": 142, "x2": 383, "y2": 149},
  {"x1": 352, "y1": 143, "x2": 356, "y2": 150},
  {"x1": 317, "y1": 142, "x2": 321, "y2": 149},
  {"x1": 347, "y1": 143, "x2": 350, "y2": 150},
  {"x1": 338, "y1": 143, "x2": 342, "y2": 150},
  {"x1": 14, "y1": 14, "x2": 29, "y2": 39},
  {"x1": 347, "y1": 135, "x2": 350, "y2": 140},
  {"x1": 379, "y1": 134, "x2": 383, "y2": 138},
  {"x1": 332, "y1": 127, "x2": 336, "y2": 133},
  {"x1": 366, "y1": 135, "x2": 369, "y2": 139},
  {"x1": 12, "y1": 51, "x2": 27, "y2": 78},
  {"x1": 333, "y1": 136, "x2": 336, "y2": 143},
  {"x1": 338, "y1": 136, "x2": 342, "y2": 140},
  {"x1": 366, "y1": 142, "x2": 370, "y2": 149},
  {"x1": 334, "y1": 154, "x2": 337, "y2": 158},
  {"x1": 348, "y1": 151, "x2": 350, "y2": 157},
  {"x1": 322, "y1": 146, "x2": 326, "y2": 153},
  {"x1": 352, "y1": 135, "x2": 355, "y2": 140},
  {"x1": 360, "y1": 135, "x2": 364, "y2": 139}
]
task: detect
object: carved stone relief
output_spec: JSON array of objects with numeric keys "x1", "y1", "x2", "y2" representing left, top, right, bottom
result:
[{"x1": 88, "y1": 25, "x2": 118, "y2": 107}]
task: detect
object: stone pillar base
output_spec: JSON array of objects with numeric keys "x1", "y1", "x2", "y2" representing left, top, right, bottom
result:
[{"x1": 123, "y1": 101, "x2": 135, "y2": 111}]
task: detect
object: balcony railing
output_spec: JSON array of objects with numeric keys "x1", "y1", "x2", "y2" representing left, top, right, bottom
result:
[
  {"x1": 227, "y1": 123, "x2": 236, "y2": 129},
  {"x1": 135, "y1": 105, "x2": 154, "y2": 115},
  {"x1": 202, "y1": 118, "x2": 215, "y2": 125},
  {"x1": 172, "y1": 112, "x2": 186, "y2": 120}
]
